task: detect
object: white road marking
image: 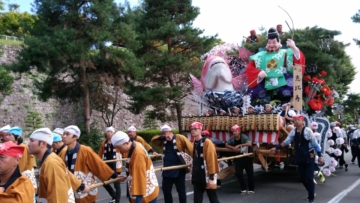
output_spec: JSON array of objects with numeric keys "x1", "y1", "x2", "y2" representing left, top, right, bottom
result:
[{"x1": 327, "y1": 178, "x2": 360, "y2": 203}]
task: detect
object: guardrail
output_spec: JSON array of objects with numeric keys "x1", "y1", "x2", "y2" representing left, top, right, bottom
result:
[{"x1": 0, "y1": 35, "x2": 24, "y2": 42}]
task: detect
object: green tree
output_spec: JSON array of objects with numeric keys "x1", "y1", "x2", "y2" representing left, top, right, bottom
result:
[
  {"x1": 11, "y1": 0, "x2": 143, "y2": 135},
  {"x1": 0, "y1": 66, "x2": 14, "y2": 95},
  {"x1": 244, "y1": 26, "x2": 356, "y2": 97},
  {"x1": 343, "y1": 93, "x2": 360, "y2": 122},
  {"x1": 352, "y1": 9, "x2": 360, "y2": 47},
  {"x1": 24, "y1": 110, "x2": 44, "y2": 136},
  {"x1": 0, "y1": 3, "x2": 36, "y2": 37},
  {"x1": 142, "y1": 110, "x2": 158, "y2": 130},
  {"x1": 126, "y1": 0, "x2": 218, "y2": 131}
]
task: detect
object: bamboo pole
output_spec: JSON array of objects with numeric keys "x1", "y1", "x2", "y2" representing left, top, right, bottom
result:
[
  {"x1": 104, "y1": 154, "x2": 162, "y2": 163},
  {"x1": 89, "y1": 153, "x2": 253, "y2": 189}
]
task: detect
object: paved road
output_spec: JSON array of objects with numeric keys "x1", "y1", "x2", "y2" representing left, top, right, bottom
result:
[{"x1": 97, "y1": 152, "x2": 360, "y2": 203}]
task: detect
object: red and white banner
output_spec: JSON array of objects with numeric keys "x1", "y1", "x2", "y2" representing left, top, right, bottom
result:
[{"x1": 187, "y1": 130, "x2": 279, "y2": 144}]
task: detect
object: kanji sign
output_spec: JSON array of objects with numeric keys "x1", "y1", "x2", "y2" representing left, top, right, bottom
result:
[{"x1": 293, "y1": 64, "x2": 303, "y2": 111}]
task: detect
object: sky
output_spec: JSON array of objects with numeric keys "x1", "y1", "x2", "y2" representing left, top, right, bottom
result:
[{"x1": 14, "y1": 0, "x2": 360, "y2": 94}]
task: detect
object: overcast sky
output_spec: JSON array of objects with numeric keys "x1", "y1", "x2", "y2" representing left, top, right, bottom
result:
[{"x1": 16, "y1": 0, "x2": 360, "y2": 93}]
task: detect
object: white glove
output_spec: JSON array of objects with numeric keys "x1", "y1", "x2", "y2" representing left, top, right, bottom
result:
[
  {"x1": 257, "y1": 71, "x2": 267, "y2": 83},
  {"x1": 270, "y1": 78, "x2": 278, "y2": 86}
]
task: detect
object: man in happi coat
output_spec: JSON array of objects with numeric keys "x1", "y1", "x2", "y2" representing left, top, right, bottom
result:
[
  {"x1": 61, "y1": 125, "x2": 121, "y2": 203},
  {"x1": 51, "y1": 128, "x2": 67, "y2": 158},
  {"x1": 4, "y1": 126, "x2": 37, "y2": 191},
  {"x1": 0, "y1": 141, "x2": 35, "y2": 202},
  {"x1": 246, "y1": 27, "x2": 305, "y2": 92},
  {"x1": 112, "y1": 131, "x2": 159, "y2": 203},
  {"x1": 0, "y1": 125, "x2": 10, "y2": 143},
  {"x1": 128, "y1": 126, "x2": 159, "y2": 156},
  {"x1": 151, "y1": 124, "x2": 193, "y2": 203},
  {"x1": 271, "y1": 115, "x2": 324, "y2": 203},
  {"x1": 28, "y1": 128, "x2": 89, "y2": 203},
  {"x1": 190, "y1": 122, "x2": 220, "y2": 203},
  {"x1": 98, "y1": 126, "x2": 122, "y2": 203}
]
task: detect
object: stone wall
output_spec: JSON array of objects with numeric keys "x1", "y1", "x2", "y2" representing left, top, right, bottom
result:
[{"x1": 0, "y1": 44, "x2": 195, "y2": 134}]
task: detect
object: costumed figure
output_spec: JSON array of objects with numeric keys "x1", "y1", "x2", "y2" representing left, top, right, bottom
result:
[
  {"x1": 61, "y1": 125, "x2": 121, "y2": 203},
  {"x1": 0, "y1": 141, "x2": 35, "y2": 202},
  {"x1": 3, "y1": 127, "x2": 37, "y2": 192},
  {"x1": 52, "y1": 128, "x2": 67, "y2": 158},
  {"x1": 279, "y1": 102, "x2": 296, "y2": 132},
  {"x1": 112, "y1": 131, "x2": 159, "y2": 203},
  {"x1": 246, "y1": 29, "x2": 261, "y2": 43},
  {"x1": 276, "y1": 24, "x2": 287, "y2": 35},
  {"x1": 246, "y1": 27, "x2": 305, "y2": 104},
  {"x1": 264, "y1": 104, "x2": 274, "y2": 114},
  {"x1": 98, "y1": 126, "x2": 122, "y2": 203},
  {"x1": 28, "y1": 128, "x2": 86, "y2": 203},
  {"x1": 0, "y1": 125, "x2": 10, "y2": 142},
  {"x1": 128, "y1": 126, "x2": 159, "y2": 156},
  {"x1": 151, "y1": 124, "x2": 193, "y2": 203},
  {"x1": 190, "y1": 122, "x2": 220, "y2": 203}
]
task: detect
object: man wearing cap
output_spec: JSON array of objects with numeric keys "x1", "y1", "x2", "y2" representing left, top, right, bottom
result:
[
  {"x1": 52, "y1": 128, "x2": 67, "y2": 158},
  {"x1": 128, "y1": 126, "x2": 159, "y2": 156},
  {"x1": 112, "y1": 131, "x2": 159, "y2": 203},
  {"x1": 98, "y1": 126, "x2": 121, "y2": 203},
  {"x1": 0, "y1": 141, "x2": 35, "y2": 202},
  {"x1": 246, "y1": 29, "x2": 260, "y2": 43},
  {"x1": 28, "y1": 128, "x2": 89, "y2": 202},
  {"x1": 3, "y1": 126, "x2": 37, "y2": 192},
  {"x1": 61, "y1": 125, "x2": 121, "y2": 203},
  {"x1": 226, "y1": 125, "x2": 254, "y2": 195},
  {"x1": 3, "y1": 127, "x2": 33, "y2": 173},
  {"x1": 0, "y1": 125, "x2": 10, "y2": 143},
  {"x1": 276, "y1": 24, "x2": 287, "y2": 35},
  {"x1": 246, "y1": 27, "x2": 305, "y2": 92},
  {"x1": 190, "y1": 122, "x2": 220, "y2": 203},
  {"x1": 270, "y1": 115, "x2": 323, "y2": 203},
  {"x1": 151, "y1": 124, "x2": 193, "y2": 203}
]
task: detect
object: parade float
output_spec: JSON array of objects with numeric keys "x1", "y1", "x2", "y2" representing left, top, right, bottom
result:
[{"x1": 181, "y1": 29, "x2": 340, "y2": 180}]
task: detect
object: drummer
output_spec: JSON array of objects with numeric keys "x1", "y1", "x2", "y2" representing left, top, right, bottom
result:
[
  {"x1": 232, "y1": 106, "x2": 241, "y2": 116},
  {"x1": 264, "y1": 104, "x2": 274, "y2": 114},
  {"x1": 219, "y1": 109, "x2": 227, "y2": 116},
  {"x1": 207, "y1": 109, "x2": 215, "y2": 116},
  {"x1": 247, "y1": 106, "x2": 255, "y2": 114}
]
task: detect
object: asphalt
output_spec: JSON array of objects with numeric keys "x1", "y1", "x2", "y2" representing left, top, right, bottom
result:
[{"x1": 96, "y1": 151, "x2": 360, "y2": 203}]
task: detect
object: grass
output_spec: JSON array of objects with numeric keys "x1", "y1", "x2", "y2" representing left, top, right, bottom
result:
[{"x1": 0, "y1": 39, "x2": 23, "y2": 45}]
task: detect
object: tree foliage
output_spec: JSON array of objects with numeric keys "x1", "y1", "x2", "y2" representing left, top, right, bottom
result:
[
  {"x1": 24, "y1": 110, "x2": 44, "y2": 130},
  {"x1": 0, "y1": 2, "x2": 36, "y2": 37},
  {"x1": 343, "y1": 93, "x2": 360, "y2": 123},
  {"x1": 126, "y1": 0, "x2": 218, "y2": 131},
  {"x1": 244, "y1": 26, "x2": 356, "y2": 97},
  {"x1": 0, "y1": 66, "x2": 14, "y2": 95},
  {"x1": 10, "y1": 0, "x2": 143, "y2": 135},
  {"x1": 352, "y1": 9, "x2": 360, "y2": 47}
]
